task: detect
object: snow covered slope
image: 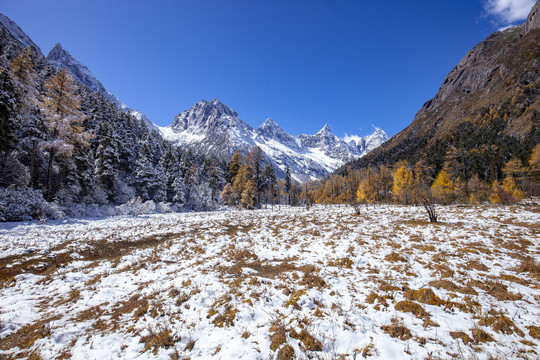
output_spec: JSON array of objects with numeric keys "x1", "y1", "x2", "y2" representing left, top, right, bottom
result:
[
  {"x1": 161, "y1": 99, "x2": 388, "y2": 182},
  {"x1": 0, "y1": 13, "x2": 43, "y2": 57},
  {"x1": 46, "y1": 43, "x2": 157, "y2": 130}
]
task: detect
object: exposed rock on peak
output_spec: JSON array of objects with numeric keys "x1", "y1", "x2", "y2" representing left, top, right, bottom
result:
[{"x1": 526, "y1": 0, "x2": 540, "y2": 33}]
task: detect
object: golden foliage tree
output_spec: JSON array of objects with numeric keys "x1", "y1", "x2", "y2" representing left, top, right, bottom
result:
[
  {"x1": 489, "y1": 177, "x2": 524, "y2": 205},
  {"x1": 392, "y1": 164, "x2": 414, "y2": 204},
  {"x1": 431, "y1": 170, "x2": 455, "y2": 204},
  {"x1": 40, "y1": 68, "x2": 91, "y2": 200},
  {"x1": 467, "y1": 174, "x2": 490, "y2": 204},
  {"x1": 357, "y1": 169, "x2": 377, "y2": 204}
]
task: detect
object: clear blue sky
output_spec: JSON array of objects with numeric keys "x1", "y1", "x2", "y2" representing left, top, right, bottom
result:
[{"x1": 1, "y1": 0, "x2": 535, "y2": 137}]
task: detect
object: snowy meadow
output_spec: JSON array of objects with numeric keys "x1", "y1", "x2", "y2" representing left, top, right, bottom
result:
[{"x1": 0, "y1": 204, "x2": 539, "y2": 359}]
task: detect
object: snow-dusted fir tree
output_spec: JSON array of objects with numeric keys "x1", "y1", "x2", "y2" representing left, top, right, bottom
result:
[
  {"x1": 0, "y1": 69, "x2": 20, "y2": 187},
  {"x1": 94, "y1": 121, "x2": 119, "y2": 201},
  {"x1": 134, "y1": 141, "x2": 166, "y2": 202},
  {"x1": 6, "y1": 47, "x2": 44, "y2": 188},
  {"x1": 40, "y1": 68, "x2": 91, "y2": 201}
]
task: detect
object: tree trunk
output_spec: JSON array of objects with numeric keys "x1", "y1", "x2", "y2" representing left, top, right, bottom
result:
[
  {"x1": 29, "y1": 139, "x2": 37, "y2": 187},
  {"x1": 46, "y1": 148, "x2": 55, "y2": 201}
]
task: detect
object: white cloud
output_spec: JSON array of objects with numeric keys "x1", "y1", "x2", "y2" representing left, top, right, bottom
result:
[{"x1": 483, "y1": 0, "x2": 535, "y2": 27}]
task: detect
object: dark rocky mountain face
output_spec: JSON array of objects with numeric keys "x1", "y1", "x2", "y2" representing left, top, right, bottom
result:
[{"x1": 347, "y1": 3, "x2": 539, "y2": 180}]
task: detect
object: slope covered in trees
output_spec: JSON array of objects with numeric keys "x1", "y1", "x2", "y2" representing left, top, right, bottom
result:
[
  {"x1": 322, "y1": 6, "x2": 540, "y2": 208},
  {"x1": 339, "y1": 9, "x2": 539, "y2": 195},
  {"x1": 0, "y1": 30, "x2": 230, "y2": 220}
]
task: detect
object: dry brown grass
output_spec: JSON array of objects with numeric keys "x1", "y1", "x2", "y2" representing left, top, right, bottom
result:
[
  {"x1": 450, "y1": 331, "x2": 472, "y2": 345},
  {"x1": 140, "y1": 328, "x2": 176, "y2": 355},
  {"x1": 290, "y1": 328, "x2": 322, "y2": 351},
  {"x1": 471, "y1": 326, "x2": 494, "y2": 343},
  {"x1": 380, "y1": 318, "x2": 412, "y2": 341},
  {"x1": 384, "y1": 252, "x2": 407, "y2": 263},
  {"x1": 526, "y1": 325, "x2": 540, "y2": 339},
  {"x1": 395, "y1": 301, "x2": 429, "y2": 319},
  {"x1": 515, "y1": 256, "x2": 540, "y2": 274},
  {"x1": 404, "y1": 288, "x2": 444, "y2": 306},
  {"x1": 277, "y1": 344, "x2": 295, "y2": 359}
]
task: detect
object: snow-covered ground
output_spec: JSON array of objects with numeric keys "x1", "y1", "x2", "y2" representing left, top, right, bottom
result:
[{"x1": 0, "y1": 204, "x2": 539, "y2": 359}]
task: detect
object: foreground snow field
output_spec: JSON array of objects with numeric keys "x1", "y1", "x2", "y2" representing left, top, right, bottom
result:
[{"x1": 0, "y1": 204, "x2": 539, "y2": 359}]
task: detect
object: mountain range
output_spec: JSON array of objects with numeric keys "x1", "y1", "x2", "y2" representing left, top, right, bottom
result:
[
  {"x1": 161, "y1": 99, "x2": 387, "y2": 181},
  {"x1": 0, "y1": 12, "x2": 387, "y2": 182}
]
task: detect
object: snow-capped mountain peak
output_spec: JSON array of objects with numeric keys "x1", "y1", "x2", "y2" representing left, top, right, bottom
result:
[
  {"x1": 162, "y1": 99, "x2": 388, "y2": 182},
  {"x1": 316, "y1": 124, "x2": 333, "y2": 136}
]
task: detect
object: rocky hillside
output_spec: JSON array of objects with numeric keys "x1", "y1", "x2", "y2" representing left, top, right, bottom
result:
[{"x1": 346, "y1": 2, "x2": 539, "y2": 181}]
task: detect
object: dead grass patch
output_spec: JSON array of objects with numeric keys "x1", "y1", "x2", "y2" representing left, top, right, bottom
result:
[
  {"x1": 404, "y1": 288, "x2": 444, "y2": 306},
  {"x1": 277, "y1": 344, "x2": 295, "y2": 360},
  {"x1": 450, "y1": 331, "x2": 472, "y2": 345},
  {"x1": 381, "y1": 318, "x2": 412, "y2": 340},
  {"x1": 395, "y1": 301, "x2": 429, "y2": 319},
  {"x1": 384, "y1": 252, "x2": 407, "y2": 263},
  {"x1": 471, "y1": 326, "x2": 494, "y2": 343},
  {"x1": 526, "y1": 325, "x2": 540, "y2": 339},
  {"x1": 290, "y1": 328, "x2": 322, "y2": 351},
  {"x1": 0, "y1": 317, "x2": 59, "y2": 350},
  {"x1": 140, "y1": 328, "x2": 176, "y2": 355}
]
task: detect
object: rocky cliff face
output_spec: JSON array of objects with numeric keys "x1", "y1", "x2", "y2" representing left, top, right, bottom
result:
[{"x1": 526, "y1": 0, "x2": 540, "y2": 33}]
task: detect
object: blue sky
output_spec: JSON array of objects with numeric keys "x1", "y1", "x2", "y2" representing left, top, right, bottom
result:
[{"x1": 1, "y1": 0, "x2": 535, "y2": 137}]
